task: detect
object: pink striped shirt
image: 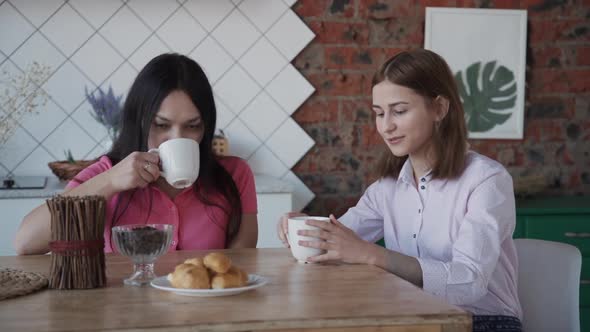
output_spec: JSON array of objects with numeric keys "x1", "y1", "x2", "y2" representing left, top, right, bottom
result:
[
  {"x1": 340, "y1": 151, "x2": 522, "y2": 319},
  {"x1": 66, "y1": 156, "x2": 257, "y2": 252}
]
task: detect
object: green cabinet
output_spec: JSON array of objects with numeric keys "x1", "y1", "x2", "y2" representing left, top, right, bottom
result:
[{"x1": 515, "y1": 196, "x2": 590, "y2": 332}]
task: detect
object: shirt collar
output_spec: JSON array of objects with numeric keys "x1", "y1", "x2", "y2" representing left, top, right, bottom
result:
[
  {"x1": 397, "y1": 158, "x2": 416, "y2": 186},
  {"x1": 397, "y1": 158, "x2": 442, "y2": 189}
]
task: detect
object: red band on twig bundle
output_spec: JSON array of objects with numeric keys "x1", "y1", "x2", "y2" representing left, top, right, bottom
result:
[{"x1": 49, "y1": 240, "x2": 104, "y2": 256}]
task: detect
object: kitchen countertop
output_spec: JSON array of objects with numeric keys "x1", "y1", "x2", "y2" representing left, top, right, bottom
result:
[{"x1": 0, "y1": 174, "x2": 293, "y2": 199}]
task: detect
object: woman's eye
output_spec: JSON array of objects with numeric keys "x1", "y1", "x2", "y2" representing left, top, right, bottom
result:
[
  {"x1": 376, "y1": 112, "x2": 384, "y2": 118},
  {"x1": 394, "y1": 110, "x2": 407, "y2": 115},
  {"x1": 188, "y1": 123, "x2": 202, "y2": 129},
  {"x1": 154, "y1": 123, "x2": 169, "y2": 129}
]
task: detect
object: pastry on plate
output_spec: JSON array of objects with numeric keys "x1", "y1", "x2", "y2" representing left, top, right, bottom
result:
[
  {"x1": 168, "y1": 252, "x2": 248, "y2": 290},
  {"x1": 211, "y1": 266, "x2": 248, "y2": 289},
  {"x1": 203, "y1": 252, "x2": 232, "y2": 274},
  {"x1": 184, "y1": 257, "x2": 205, "y2": 267},
  {"x1": 167, "y1": 263, "x2": 210, "y2": 289}
]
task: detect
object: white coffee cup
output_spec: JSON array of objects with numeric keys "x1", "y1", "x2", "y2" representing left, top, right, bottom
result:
[
  {"x1": 148, "y1": 138, "x2": 199, "y2": 189},
  {"x1": 287, "y1": 216, "x2": 330, "y2": 263}
]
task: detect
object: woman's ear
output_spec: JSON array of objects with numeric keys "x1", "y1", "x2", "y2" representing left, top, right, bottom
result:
[{"x1": 434, "y1": 95, "x2": 450, "y2": 122}]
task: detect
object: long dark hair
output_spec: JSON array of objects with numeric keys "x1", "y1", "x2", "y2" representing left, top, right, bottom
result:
[
  {"x1": 373, "y1": 49, "x2": 467, "y2": 179},
  {"x1": 108, "y1": 53, "x2": 242, "y2": 245}
]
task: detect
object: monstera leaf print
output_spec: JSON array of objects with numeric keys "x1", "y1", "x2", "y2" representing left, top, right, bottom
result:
[{"x1": 455, "y1": 61, "x2": 517, "y2": 132}]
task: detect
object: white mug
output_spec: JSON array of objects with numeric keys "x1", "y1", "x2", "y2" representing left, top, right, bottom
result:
[
  {"x1": 148, "y1": 138, "x2": 200, "y2": 189},
  {"x1": 287, "y1": 216, "x2": 330, "y2": 263}
]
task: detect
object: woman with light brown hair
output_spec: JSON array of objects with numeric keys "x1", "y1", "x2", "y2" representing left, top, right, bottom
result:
[{"x1": 278, "y1": 49, "x2": 522, "y2": 332}]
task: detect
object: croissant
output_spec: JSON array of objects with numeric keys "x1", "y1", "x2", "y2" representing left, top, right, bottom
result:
[
  {"x1": 211, "y1": 266, "x2": 248, "y2": 289},
  {"x1": 203, "y1": 252, "x2": 232, "y2": 274},
  {"x1": 168, "y1": 263, "x2": 210, "y2": 289},
  {"x1": 184, "y1": 257, "x2": 205, "y2": 267},
  {"x1": 169, "y1": 252, "x2": 249, "y2": 289}
]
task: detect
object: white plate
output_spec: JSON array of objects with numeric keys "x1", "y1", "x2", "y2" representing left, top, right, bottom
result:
[{"x1": 150, "y1": 274, "x2": 268, "y2": 297}]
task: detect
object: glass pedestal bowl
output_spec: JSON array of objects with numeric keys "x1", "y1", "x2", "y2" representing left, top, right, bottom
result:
[{"x1": 111, "y1": 224, "x2": 173, "y2": 286}]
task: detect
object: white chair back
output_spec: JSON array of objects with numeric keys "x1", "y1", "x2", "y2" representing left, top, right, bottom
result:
[{"x1": 515, "y1": 238, "x2": 582, "y2": 332}]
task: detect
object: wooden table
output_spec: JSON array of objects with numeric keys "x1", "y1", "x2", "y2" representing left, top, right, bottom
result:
[{"x1": 0, "y1": 248, "x2": 471, "y2": 332}]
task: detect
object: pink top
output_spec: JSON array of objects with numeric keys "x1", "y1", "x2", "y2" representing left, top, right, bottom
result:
[
  {"x1": 66, "y1": 156, "x2": 257, "y2": 252},
  {"x1": 339, "y1": 151, "x2": 522, "y2": 319}
]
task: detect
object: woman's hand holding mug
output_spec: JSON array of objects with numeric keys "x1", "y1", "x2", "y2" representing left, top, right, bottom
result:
[
  {"x1": 277, "y1": 212, "x2": 307, "y2": 248},
  {"x1": 107, "y1": 151, "x2": 161, "y2": 192},
  {"x1": 278, "y1": 213, "x2": 373, "y2": 264}
]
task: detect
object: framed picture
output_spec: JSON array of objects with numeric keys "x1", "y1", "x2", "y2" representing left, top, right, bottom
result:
[{"x1": 424, "y1": 7, "x2": 527, "y2": 139}]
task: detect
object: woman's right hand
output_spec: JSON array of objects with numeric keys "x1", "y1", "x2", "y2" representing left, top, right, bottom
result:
[
  {"x1": 277, "y1": 212, "x2": 307, "y2": 248},
  {"x1": 106, "y1": 151, "x2": 161, "y2": 192}
]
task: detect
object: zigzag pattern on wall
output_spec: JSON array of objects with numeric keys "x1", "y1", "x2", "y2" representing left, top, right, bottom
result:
[{"x1": 0, "y1": 0, "x2": 316, "y2": 210}]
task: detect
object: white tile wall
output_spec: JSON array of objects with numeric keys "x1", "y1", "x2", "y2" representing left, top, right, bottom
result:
[
  {"x1": 266, "y1": 118, "x2": 314, "y2": 169},
  {"x1": 126, "y1": 0, "x2": 179, "y2": 30},
  {"x1": 0, "y1": 0, "x2": 316, "y2": 210},
  {"x1": 41, "y1": 4, "x2": 94, "y2": 57},
  {"x1": 240, "y1": 92, "x2": 287, "y2": 141},
  {"x1": 11, "y1": 32, "x2": 65, "y2": 72},
  {"x1": 0, "y1": 3, "x2": 35, "y2": 55},
  {"x1": 128, "y1": 35, "x2": 171, "y2": 72},
  {"x1": 266, "y1": 10, "x2": 314, "y2": 61},
  {"x1": 239, "y1": 0, "x2": 287, "y2": 33},
  {"x1": 267, "y1": 64, "x2": 314, "y2": 115},
  {"x1": 68, "y1": 0, "x2": 122, "y2": 30},
  {"x1": 240, "y1": 37, "x2": 287, "y2": 86},
  {"x1": 191, "y1": 36, "x2": 233, "y2": 83},
  {"x1": 211, "y1": 9, "x2": 260, "y2": 59}
]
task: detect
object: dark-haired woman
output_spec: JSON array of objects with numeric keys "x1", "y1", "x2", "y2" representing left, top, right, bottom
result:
[
  {"x1": 15, "y1": 53, "x2": 258, "y2": 254},
  {"x1": 277, "y1": 49, "x2": 522, "y2": 332}
]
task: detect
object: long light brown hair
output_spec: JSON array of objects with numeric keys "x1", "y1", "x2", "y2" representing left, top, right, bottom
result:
[{"x1": 373, "y1": 49, "x2": 467, "y2": 180}]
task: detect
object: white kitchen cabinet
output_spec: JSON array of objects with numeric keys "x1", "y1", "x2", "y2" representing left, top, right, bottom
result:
[
  {"x1": 0, "y1": 198, "x2": 44, "y2": 255},
  {"x1": 256, "y1": 193, "x2": 292, "y2": 248},
  {"x1": 0, "y1": 193, "x2": 291, "y2": 255},
  {"x1": 0, "y1": 175, "x2": 293, "y2": 255}
]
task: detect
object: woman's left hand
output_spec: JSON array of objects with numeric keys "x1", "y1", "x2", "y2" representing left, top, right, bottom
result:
[{"x1": 298, "y1": 214, "x2": 372, "y2": 264}]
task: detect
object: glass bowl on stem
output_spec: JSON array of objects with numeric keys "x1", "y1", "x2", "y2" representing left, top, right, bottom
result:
[{"x1": 111, "y1": 224, "x2": 173, "y2": 286}]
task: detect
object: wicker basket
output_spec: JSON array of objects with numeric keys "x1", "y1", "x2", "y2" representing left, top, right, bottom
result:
[
  {"x1": 0, "y1": 268, "x2": 48, "y2": 300},
  {"x1": 48, "y1": 159, "x2": 97, "y2": 181}
]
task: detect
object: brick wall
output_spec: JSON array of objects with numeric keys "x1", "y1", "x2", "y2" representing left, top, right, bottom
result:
[{"x1": 291, "y1": 0, "x2": 590, "y2": 216}]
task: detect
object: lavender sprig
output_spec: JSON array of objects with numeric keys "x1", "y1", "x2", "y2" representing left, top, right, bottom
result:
[{"x1": 85, "y1": 86, "x2": 123, "y2": 141}]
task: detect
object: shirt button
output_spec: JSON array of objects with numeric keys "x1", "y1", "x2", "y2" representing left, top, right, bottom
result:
[
  {"x1": 420, "y1": 178, "x2": 426, "y2": 182},
  {"x1": 413, "y1": 234, "x2": 416, "y2": 238},
  {"x1": 420, "y1": 185, "x2": 425, "y2": 190},
  {"x1": 171, "y1": 240, "x2": 176, "y2": 245},
  {"x1": 418, "y1": 209, "x2": 421, "y2": 213}
]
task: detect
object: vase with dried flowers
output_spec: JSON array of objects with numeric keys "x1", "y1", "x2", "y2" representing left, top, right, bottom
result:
[
  {"x1": 0, "y1": 62, "x2": 51, "y2": 184},
  {"x1": 85, "y1": 86, "x2": 123, "y2": 142},
  {"x1": 0, "y1": 62, "x2": 51, "y2": 147}
]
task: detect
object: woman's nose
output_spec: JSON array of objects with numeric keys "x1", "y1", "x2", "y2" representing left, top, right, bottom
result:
[
  {"x1": 383, "y1": 116, "x2": 396, "y2": 132},
  {"x1": 168, "y1": 128, "x2": 183, "y2": 140}
]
